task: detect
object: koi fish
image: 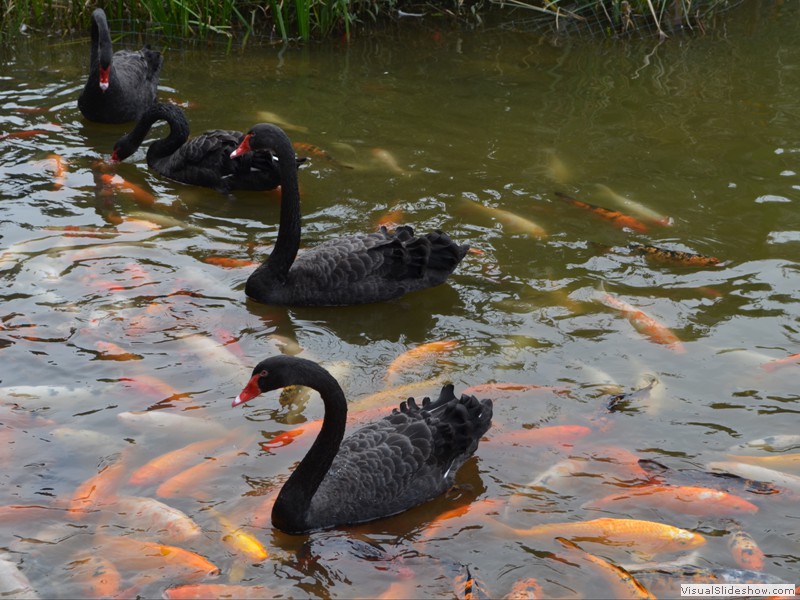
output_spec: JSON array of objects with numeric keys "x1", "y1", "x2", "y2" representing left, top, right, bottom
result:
[
  {"x1": 726, "y1": 453, "x2": 800, "y2": 472},
  {"x1": 488, "y1": 424, "x2": 592, "y2": 448},
  {"x1": 209, "y1": 508, "x2": 269, "y2": 562},
  {"x1": 375, "y1": 208, "x2": 404, "y2": 231},
  {"x1": 46, "y1": 153, "x2": 67, "y2": 189},
  {"x1": 107, "y1": 495, "x2": 202, "y2": 543},
  {"x1": 372, "y1": 147, "x2": 410, "y2": 176},
  {"x1": 582, "y1": 485, "x2": 758, "y2": 516},
  {"x1": 68, "y1": 454, "x2": 128, "y2": 518},
  {"x1": 66, "y1": 555, "x2": 121, "y2": 598},
  {"x1": 292, "y1": 141, "x2": 333, "y2": 161},
  {"x1": 555, "y1": 191, "x2": 649, "y2": 233},
  {"x1": 386, "y1": 340, "x2": 460, "y2": 379},
  {"x1": 42, "y1": 224, "x2": 117, "y2": 239},
  {"x1": 260, "y1": 422, "x2": 322, "y2": 451},
  {"x1": 203, "y1": 256, "x2": 259, "y2": 268},
  {"x1": 0, "y1": 129, "x2": 51, "y2": 140},
  {"x1": 130, "y1": 435, "x2": 236, "y2": 486},
  {"x1": 504, "y1": 578, "x2": 544, "y2": 600},
  {"x1": 727, "y1": 524, "x2": 765, "y2": 571},
  {"x1": 501, "y1": 517, "x2": 706, "y2": 554},
  {"x1": 606, "y1": 378, "x2": 659, "y2": 412},
  {"x1": 163, "y1": 584, "x2": 274, "y2": 599},
  {"x1": 453, "y1": 564, "x2": 490, "y2": 600},
  {"x1": 117, "y1": 375, "x2": 183, "y2": 401},
  {"x1": 629, "y1": 243, "x2": 722, "y2": 267},
  {"x1": 594, "y1": 184, "x2": 672, "y2": 226},
  {"x1": 760, "y1": 352, "x2": 800, "y2": 373},
  {"x1": 630, "y1": 566, "x2": 790, "y2": 596},
  {"x1": 420, "y1": 498, "x2": 502, "y2": 542},
  {"x1": 463, "y1": 198, "x2": 547, "y2": 238},
  {"x1": 706, "y1": 461, "x2": 800, "y2": 493},
  {"x1": 733, "y1": 434, "x2": 800, "y2": 453},
  {"x1": 556, "y1": 537, "x2": 656, "y2": 599},
  {"x1": 461, "y1": 382, "x2": 569, "y2": 397},
  {"x1": 117, "y1": 410, "x2": 227, "y2": 437},
  {"x1": 100, "y1": 173, "x2": 156, "y2": 207},
  {"x1": 99, "y1": 536, "x2": 220, "y2": 581},
  {"x1": 0, "y1": 504, "x2": 68, "y2": 523},
  {"x1": 544, "y1": 150, "x2": 571, "y2": 185},
  {"x1": 256, "y1": 110, "x2": 309, "y2": 133},
  {"x1": 156, "y1": 447, "x2": 248, "y2": 499},
  {"x1": 94, "y1": 341, "x2": 143, "y2": 361},
  {"x1": 596, "y1": 293, "x2": 685, "y2": 353},
  {"x1": 349, "y1": 377, "x2": 446, "y2": 412}
]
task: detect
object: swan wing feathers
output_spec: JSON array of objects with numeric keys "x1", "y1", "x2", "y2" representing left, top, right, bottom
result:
[{"x1": 307, "y1": 387, "x2": 492, "y2": 526}]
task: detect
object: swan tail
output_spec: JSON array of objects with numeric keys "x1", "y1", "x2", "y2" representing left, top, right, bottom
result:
[
  {"x1": 423, "y1": 230, "x2": 469, "y2": 273},
  {"x1": 431, "y1": 393, "x2": 493, "y2": 468}
]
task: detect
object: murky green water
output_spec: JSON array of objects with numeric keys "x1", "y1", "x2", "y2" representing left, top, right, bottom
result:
[{"x1": 1, "y1": 3, "x2": 799, "y2": 598}]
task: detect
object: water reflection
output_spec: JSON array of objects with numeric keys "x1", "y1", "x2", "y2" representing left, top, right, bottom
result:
[{"x1": 1, "y1": 6, "x2": 800, "y2": 598}]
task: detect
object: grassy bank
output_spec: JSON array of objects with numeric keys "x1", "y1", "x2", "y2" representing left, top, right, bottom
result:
[{"x1": 0, "y1": 0, "x2": 742, "y2": 44}]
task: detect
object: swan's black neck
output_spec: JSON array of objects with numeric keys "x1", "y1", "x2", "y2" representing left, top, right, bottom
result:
[
  {"x1": 90, "y1": 9, "x2": 113, "y2": 70},
  {"x1": 258, "y1": 130, "x2": 302, "y2": 284},
  {"x1": 271, "y1": 359, "x2": 347, "y2": 533},
  {"x1": 117, "y1": 103, "x2": 189, "y2": 164}
]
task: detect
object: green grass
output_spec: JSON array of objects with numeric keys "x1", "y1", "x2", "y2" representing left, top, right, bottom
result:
[{"x1": 0, "y1": 0, "x2": 743, "y2": 44}]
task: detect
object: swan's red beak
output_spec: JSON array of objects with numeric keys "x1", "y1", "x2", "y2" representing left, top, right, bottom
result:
[
  {"x1": 233, "y1": 373, "x2": 262, "y2": 407},
  {"x1": 230, "y1": 134, "x2": 252, "y2": 159},
  {"x1": 99, "y1": 66, "x2": 110, "y2": 91}
]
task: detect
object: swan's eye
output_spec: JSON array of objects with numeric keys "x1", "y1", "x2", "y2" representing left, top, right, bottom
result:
[{"x1": 260, "y1": 369, "x2": 268, "y2": 377}]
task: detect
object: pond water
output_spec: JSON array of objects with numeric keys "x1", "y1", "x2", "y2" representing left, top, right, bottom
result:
[{"x1": 1, "y1": 2, "x2": 799, "y2": 598}]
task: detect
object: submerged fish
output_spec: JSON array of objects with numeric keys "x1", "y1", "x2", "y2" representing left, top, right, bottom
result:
[
  {"x1": 65, "y1": 555, "x2": 120, "y2": 598},
  {"x1": 732, "y1": 435, "x2": 800, "y2": 453},
  {"x1": 555, "y1": 191, "x2": 649, "y2": 233},
  {"x1": 107, "y1": 495, "x2": 202, "y2": 543},
  {"x1": 629, "y1": 243, "x2": 722, "y2": 267},
  {"x1": 726, "y1": 523, "x2": 765, "y2": 571},
  {"x1": 501, "y1": 517, "x2": 706, "y2": 554},
  {"x1": 488, "y1": 424, "x2": 592, "y2": 448},
  {"x1": 99, "y1": 536, "x2": 220, "y2": 581},
  {"x1": 503, "y1": 577, "x2": 544, "y2": 600},
  {"x1": 163, "y1": 584, "x2": 274, "y2": 599},
  {"x1": 594, "y1": 184, "x2": 672, "y2": 226},
  {"x1": 596, "y1": 293, "x2": 685, "y2": 353},
  {"x1": 100, "y1": 173, "x2": 156, "y2": 206},
  {"x1": 582, "y1": 485, "x2": 758, "y2": 516},
  {"x1": 726, "y1": 453, "x2": 800, "y2": 473},
  {"x1": 463, "y1": 198, "x2": 548, "y2": 238},
  {"x1": 760, "y1": 352, "x2": 800, "y2": 373},
  {"x1": 706, "y1": 461, "x2": 800, "y2": 493},
  {"x1": 129, "y1": 435, "x2": 237, "y2": 486},
  {"x1": 386, "y1": 340, "x2": 459, "y2": 380}
]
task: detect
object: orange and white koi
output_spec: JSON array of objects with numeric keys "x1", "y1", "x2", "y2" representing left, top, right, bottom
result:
[
  {"x1": 99, "y1": 536, "x2": 220, "y2": 581},
  {"x1": 130, "y1": 435, "x2": 236, "y2": 486},
  {"x1": 100, "y1": 173, "x2": 156, "y2": 206},
  {"x1": 629, "y1": 243, "x2": 721, "y2": 267},
  {"x1": 596, "y1": 293, "x2": 685, "y2": 353},
  {"x1": 156, "y1": 447, "x2": 249, "y2": 499},
  {"x1": 95, "y1": 340, "x2": 143, "y2": 361},
  {"x1": 117, "y1": 374, "x2": 183, "y2": 401},
  {"x1": 461, "y1": 382, "x2": 570, "y2": 397},
  {"x1": 488, "y1": 424, "x2": 591, "y2": 448},
  {"x1": 163, "y1": 584, "x2": 274, "y2": 599},
  {"x1": 582, "y1": 485, "x2": 758, "y2": 516},
  {"x1": 760, "y1": 352, "x2": 800, "y2": 373},
  {"x1": 463, "y1": 198, "x2": 547, "y2": 238},
  {"x1": 727, "y1": 524, "x2": 765, "y2": 571},
  {"x1": 386, "y1": 340, "x2": 459, "y2": 379},
  {"x1": 555, "y1": 191, "x2": 649, "y2": 233},
  {"x1": 557, "y1": 537, "x2": 656, "y2": 599},
  {"x1": 594, "y1": 184, "x2": 672, "y2": 226},
  {"x1": 501, "y1": 517, "x2": 706, "y2": 554}
]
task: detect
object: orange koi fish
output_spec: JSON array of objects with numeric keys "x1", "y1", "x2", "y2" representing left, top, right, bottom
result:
[
  {"x1": 95, "y1": 341, "x2": 143, "y2": 361},
  {"x1": 454, "y1": 564, "x2": 489, "y2": 600},
  {"x1": 100, "y1": 173, "x2": 156, "y2": 206},
  {"x1": 727, "y1": 525, "x2": 765, "y2": 571},
  {"x1": 66, "y1": 555, "x2": 121, "y2": 598},
  {"x1": 582, "y1": 485, "x2": 758, "y2": 516},
  {"x1": 504, "y1": 577, "x2": 544, "y2": 600},
  {"x1": 375, "y1": 208, "x2": 404, "y2": 231},
  {"x1": 760, "y1": 352, "x2": 800, "y2": 373},
  {"x1": 555, "y1": 191, "x2": 649, "y2": 233},
  {"x1": 156, "y1": 447, "x2": 248, "y2": 499},
  {"x1": 502, "y1": 517, "x2": 706, "y2": 554},
  {"x1": 43, "y1": 224, "x2": 117, "y2": 239},
  {"x1": 118, "y1": 375, "x2": 183, "y2": 401},
  {"x1": 386, "y1": 340, "x2": 459, "y2": 379},
  {"x1": 350, "y1": 378, "x2": 446, "y2": 412},
  {"x1": 463, "y1": 198, "x2": 548, "y2": 238},
  {"x1": 100, "y1": 536, "x2": 220, "y2": 581},
  {"x1": 629, "y1": 243, "x2": 722, "y2": 267},
  {"x1": 488, "y1": 424, "x2": 592, "y2": 448},
  {"x1": 108, "y1": 496, "x2": 202, "y2": 543},
  {"x1": 130, "y1": 436, "x2": 235, "y2": 486},
  {"x1": 461, "y1": 382, "x2": 569, "y2": 397},
  {"x1": 47, "y1": 153, "x2": 67, "y2": 189},
  {"x1": 597, "y1": 293, "x2": 685, "y2": 353},
  {"x1": 203, "y1": 256, "x2": 259, "y2": 268},
  {"x1": 292, "y1": 141, "x2": 335, "y2": 162},
  {"x1": 260, "y1": 422, "x2": 322, "y2": 451},
  {"x1": 0, "y1": 129, "x2": 51, "y2": 140},
  {"x1": 68, "y1": 455, "x2": 128, "y2": 518},
  {"x1": 557, "y1": 537, "x2": 656, "y2": 599},
  {"x1": 163, "y1": 584, "x2": 274, "y2": 599},
  {"x1": 594, "y1": 184, "x2": 672, "y2": 226}
]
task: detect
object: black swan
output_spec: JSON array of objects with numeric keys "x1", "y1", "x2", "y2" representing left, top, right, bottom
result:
[
  {"x1": 230, "y1": 123, "x2": 470, "y2": 306},
  {"x1": 234, "y1": 355, "x2": 493, "y2": 534},
  {"x1": 78, "y1": 8, "x2": 162, "y2": 124},
  {"x1": 112, "y1": 103, "x2": 301, "y2": 193}
]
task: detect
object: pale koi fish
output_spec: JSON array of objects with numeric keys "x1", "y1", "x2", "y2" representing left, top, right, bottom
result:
[
  {"x1": 594, "y1": 184, "x2": 672, "y2": 226},
  {"x1": 463, "y1": 198, "x2": 548, "y2": 238}
]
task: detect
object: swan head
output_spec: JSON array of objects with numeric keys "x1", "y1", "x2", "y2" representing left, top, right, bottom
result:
[
  {"x1": 233, "y1": 356, "x2": 325, "y2": 407},
  {"x1": 98, "y1": 65, "x2": 110, "y2": 91},
  {"x1": 230, "y1": 134, "x2": 252, "y2": 159},
  {"x1": 230, "y1": 124, "x2": 290, "y2": 160},
  {"x1": 111, "y1": 137, "x2": 135, "y2": 163}
]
